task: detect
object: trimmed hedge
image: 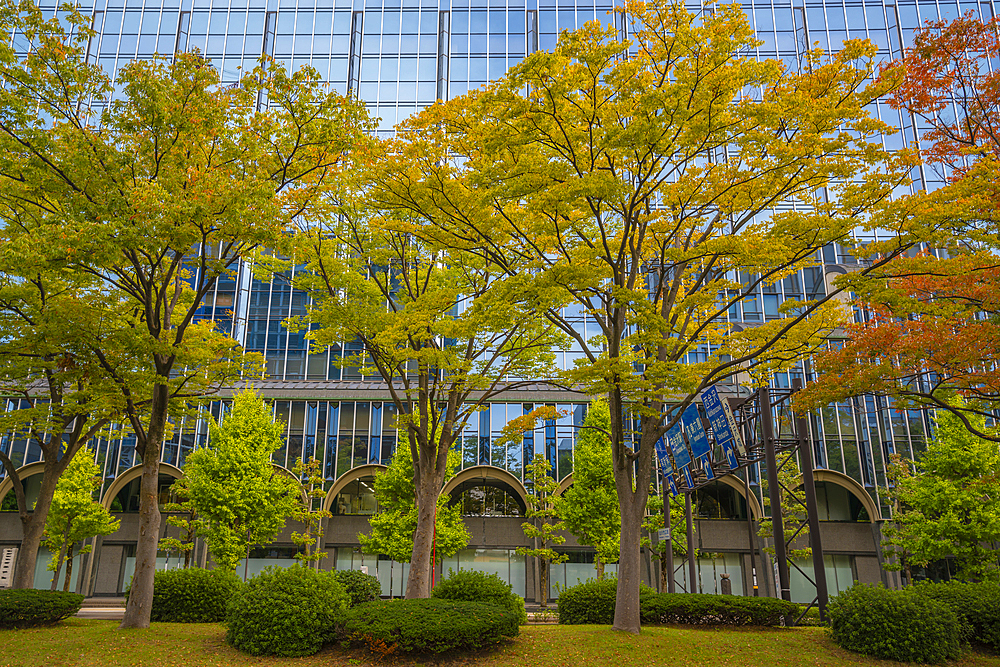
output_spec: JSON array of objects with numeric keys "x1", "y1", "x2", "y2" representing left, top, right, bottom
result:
[
  {"x1": 640, "y1": 593, "x2": 799, "y2": 627},
  {"x1": 433, "y1": 569, "x2": 527, "y2": 625},
  {"x1": 913, "y1": 581, "x2": 1000, "y2": 649},
  {"x1": 827, "y1": 583, "x2": 961, "y2": 664},
  {"x1": 0, "y1": 589, "x2": 84, "y2": 628},
  {"x1": 343, "y1": 598, "x2": 519, "y2": 654},
  {"x1": 137, "y1": 567, "x2": 242, "y2": 622},
  {"x1": 557, "y1": 578, "x2": 798, "y2": 627},
  {"x1": 556, "y1": 577, "x2": 656, "y2": 625},
  {"x1": 332, "y1": 569, "x2": 382, "y2": 607},
  {"x1": 225, "y1": 565, "x2": 349, "y2": 657}
]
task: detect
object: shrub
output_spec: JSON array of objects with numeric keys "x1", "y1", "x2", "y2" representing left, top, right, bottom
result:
[
  {"x1": 128, "y1": 567, "x2": 241, "y2": 622},
  {"x1": 827, "y1": 583, "x2": 960, "y2": 664},
  {"x1": 556, "y1": 577, "x2": 656, "y2": 625},
  {"x1": 432, "y1": 569, "x2": 527, "y2": 625},
  {"x1": 343, "y1": 598, "x2": 519, "y2": 654},
  {"x1": 0, "y1": 589, "x2": 84, "y2": 628},
  {"x1": 640, "y1": 593, "x2": 799, "y2": 626},
  {"x1": 225, "y1": 565, "x2": 349, "y2": 657},
  {"x1": 913, "y1": 581, "x2": 1000, "y2": 649},
  {"x1": 332, "y1": 569, "x2": 382, "y2": 607}
]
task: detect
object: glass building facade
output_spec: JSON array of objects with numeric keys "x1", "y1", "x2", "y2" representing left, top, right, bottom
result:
[{"x1": 1, "y1": 0, "x2": 986, "y2": 597}]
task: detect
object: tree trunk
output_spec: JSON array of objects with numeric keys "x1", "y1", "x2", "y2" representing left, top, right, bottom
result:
[
  {"x1": 405, "y1": 479, "x2": 441, "y2": 599},
  {"x1": 539, "y1": 557, "x2": 549, "y2": 608},
  {"x1": 120, "y1": 383, "x2": 168, "y2": 629},
  {"x1": 613, "y1": 491, "x2": 645, "y2": 633},
  {"x1": 596, "y1": 555, "x2": 605, "y2": 581},
  {"x1": 11, "y1": 460, "x2": 61, "y2": 589},
  {"x1": 659, "y1": 551, "x2": 668, "y2": 593},
  {"x1": 63, "y1": 543, "x2": 75, "y2": 592}
]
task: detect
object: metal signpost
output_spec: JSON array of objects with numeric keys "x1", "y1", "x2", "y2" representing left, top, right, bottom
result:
[{"x1": 657, "y1": 378, "x2": 829, "y2": 624}]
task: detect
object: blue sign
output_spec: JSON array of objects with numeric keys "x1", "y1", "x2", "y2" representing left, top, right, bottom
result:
[
  {"x1": 667, "y1": 476, "x2": 678, "y2": 496},
  {"x1": 699, "y1": 455, "x2": 715, "y2": 480},
  {"x1": 682, "y1": 467, "x2": 694, "y2": 488},
  {"x1": 724, "y1": 445, "x2": 739, "y2": 469},
  {"x1": 702, "y1": 385, "x2": 746, "y2": 456},
  {"x1": 667, "y1": 423, "x2": 691, "y2": 469},
  {"x1": 655, "y1": 436, "x2": 670, "y2": 470},
  {"x1": 681, "y1": 404, "x2": 711, "y2": 458}
]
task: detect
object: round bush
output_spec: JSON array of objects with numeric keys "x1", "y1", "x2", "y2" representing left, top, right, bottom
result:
[
  {"x1": 0, "y1": 589, "x2": 84, "y2": 628},
  {"x1": 913, "y1": 581, "x2": 1000, "y2": 649},
  {"x1": 225, "y1": 565, "x2": 349, "y2": 657},
  {"x1": 343, "y1": 598, "x2": 519, "y2": 654},
  {"x1": 433, "y1": 569, "x2": 527, "y2": 625},
  {"x1": 557, "y1": 577, "x2": 656, "y2": 625},
  {"x1": 828, "y1": 583, "x2": 961, "y2": 664},
  {"x1": 132, "y1": 567, "x2": 242, "y2": 622},
  {"x1": 332, "y1": 569, "x2": 382, "y2": 607}
]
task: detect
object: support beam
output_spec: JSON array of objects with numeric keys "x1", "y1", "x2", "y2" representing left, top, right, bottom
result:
[
  {"x1": 793, "y1": 378, "x2": 829, "y2": 620},
  {"x1": 685, "y1": 491, "x2": 696, "y2": 594},
  {"x1": 761, "y1": 386, "x2": 791, "y2": 605}
]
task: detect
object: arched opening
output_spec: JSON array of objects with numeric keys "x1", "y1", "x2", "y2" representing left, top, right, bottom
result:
[
  {"x1": 693, "y1": 481, "x2": 750, "y2": 520},
  {"x1": 100, "y1": 463, "x2": 183, "y2": 511},
  {"x1": 813, "y1": 481, "x2": 869, "y2": 522},
  {"x1": 332, "y1": 476, "x2": 378, "y2": 516},
  {"x1": 0, "y1": 472, "x2": 44, "y2": 511},
  {"x1": 109, "y1": 474, "x2": 180, "y2": 512},
  {"x1": 448, "y1": 479, "x2": 526, "y2": 517}
]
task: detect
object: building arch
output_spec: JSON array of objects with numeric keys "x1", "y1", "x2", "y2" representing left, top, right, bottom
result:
[
  {"x1": 323, "y1": 464, "x2": 387, "y2": 514},
  {"x1": 556, "y1": 473, "x2": 573, "y2": 496},
  {"x1": 100, "y1": 463, "x2": 184, "y2": 510},
  {"x1": 810, "y1": 469, "x2": 881, "y2": 522},
  {"x1": 442, "y1": 466, "x2": 530, "y2": 512},
  {"x1": 0, "y1": 461, "x2": 47, "y2": 507},
  {"x1": 694, "y1": 476, "x2": 763, "y2": 520}
]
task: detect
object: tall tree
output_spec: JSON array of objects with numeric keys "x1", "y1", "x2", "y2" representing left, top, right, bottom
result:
[
  {"x1": 390, "y1": 0, "x2": 915, "y2": 631},
  {"x1": 270, "y1": 168, "x2": 564, "y2": 598},
  {"x1": 182, "y1": 389, "x2": 299, "y2": 574},
  {"x1": 42, "y1": 449, "x2": 120, "y2": 592},
  {"x1": 556, "y1": 400, "x2": 620, "y2": 580},
  {"x1": 517, "y1": 454, "x2": 569, "y2": 607},
  {"x1": 881, "y1": 409, "x2": 1000, "y2": 582},
  {"x1": 797, "y1": 14, "x2": 1000, "y2": 434},
  {"x1": 360, "y1": 444, "x2": 469, "y2": 567},
  {"x1": 0, "y1": 2, "x2": 369, "y2": 626},
  {"x1": 0, "y1": 264, "x2": 125, "y2": 588}
]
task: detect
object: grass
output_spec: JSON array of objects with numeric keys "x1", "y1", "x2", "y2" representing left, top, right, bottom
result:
[{"x1": 2, "y1": 620, "x2": 1000, "y2": 667}]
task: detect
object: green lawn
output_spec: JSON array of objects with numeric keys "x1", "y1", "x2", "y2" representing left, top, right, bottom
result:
[{"x1": 2, "y1": 620, "x2": 999, "y2": 667}]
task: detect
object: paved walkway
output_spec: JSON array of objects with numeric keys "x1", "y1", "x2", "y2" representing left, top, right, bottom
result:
[{"x1": 75, "y1": 598, "x2": 125, "y2": 621}]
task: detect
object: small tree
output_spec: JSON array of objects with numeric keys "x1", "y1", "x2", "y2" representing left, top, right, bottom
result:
[
  {"x1": 183, "y1": 389, "x2": 298, "y2": 574},
  {"x1": 557, "y1": 400, "x2": 620, "y2": 580},
  {"x1": 517, "y1": 454, "x2": 569, "y2": 607},
  {"x1": 882, "y1": 409, "x2": 1000, "y2": 582},
  {"x1": 641, "y1": 490, "x2": 695, "y2": 592},
  {"x1": 880, "y1": 453, "x2": 918, "y2": 584},
  {"x1": 291, "y1": 457, "x2": 332, "y2": 568},
  {"x1": 360, "y1": 445, "x2": 469, "y2": 566},
  {"x1": 758, "y1": 458, "x2": 811, "y2": 561},
  {"x1": 159, "y1": 477, "x2": 201, "y2": 569},
  {"x1": 42, "y1": 450, "x2": 120, "y2": 592}
]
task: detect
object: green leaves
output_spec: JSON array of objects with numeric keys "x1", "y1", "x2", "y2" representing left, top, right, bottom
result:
[
  {"x1": 359, "y1": 444, "x2": 470, "y2": 563},
  {"x1": 183, "y1": 389, "x2": 299, "y2": 572},
  {"x1": 42, "y1": 450, "x2": 120, "y2": 582},
  {"x1": 882, "y1": 408, "x2": 1000, "y2": 581},
  {"x1": 557, "y1": 400, "x2": 620, "y2": 573}
]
